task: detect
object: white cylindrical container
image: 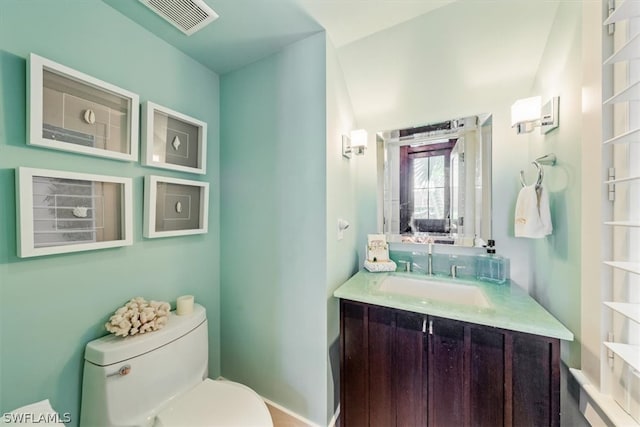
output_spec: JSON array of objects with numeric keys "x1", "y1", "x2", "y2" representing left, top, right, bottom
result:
[{"x1": 176, "y1": 295, "x2": 195, "y2": 316}]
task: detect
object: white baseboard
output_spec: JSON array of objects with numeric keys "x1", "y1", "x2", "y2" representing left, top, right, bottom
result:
[{"x1": 328, "y1": 405, "x2": 340, "y2": 427}]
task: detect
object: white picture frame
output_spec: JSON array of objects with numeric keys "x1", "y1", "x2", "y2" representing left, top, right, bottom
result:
[
  {"x1": 27, "y1": 53, "x2": 139, "y2": 162},
  {"x1": 144, "y1": 175, "x2": 209, "y2": 238},
  {"x1": 16, "y1": 167, "x2": 133, "y2": 258},
  {"x1": 141, "y1": 101, "x2": 207, "y2": 174}
]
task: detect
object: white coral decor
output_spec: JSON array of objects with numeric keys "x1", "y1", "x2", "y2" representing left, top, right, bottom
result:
[{"x1": 105, "y1": 297, "x2": 171, "y2": 337}]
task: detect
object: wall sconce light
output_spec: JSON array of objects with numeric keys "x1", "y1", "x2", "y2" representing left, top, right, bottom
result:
[
  {"x1": 511, "y1": 96, "x2": 559, "y2": 134},
  {"x1": 342, "y1": 129, "x2": 368, "y2": 158}
]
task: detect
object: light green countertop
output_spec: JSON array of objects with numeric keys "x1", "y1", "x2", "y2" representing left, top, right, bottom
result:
[{"x1": 334, "y1": 271, "x2": 574, "y2": 341}]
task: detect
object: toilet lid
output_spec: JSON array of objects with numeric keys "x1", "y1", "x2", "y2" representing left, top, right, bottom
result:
[{"x1": 154, "y1": 379, "x2": 273, "y2": 427}]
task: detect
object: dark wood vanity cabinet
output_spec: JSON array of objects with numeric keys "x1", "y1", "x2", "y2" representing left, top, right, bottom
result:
[{"x1": 340, "y1": 300, "x2": 560, "y2": 427}]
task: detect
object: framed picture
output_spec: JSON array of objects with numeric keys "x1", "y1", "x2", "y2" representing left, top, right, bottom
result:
[
  {"x1": 16, "y1": 167, "x2": 133, "y2": 258},
  {"x1": 27, "y1": 53, "x2": 139, "y2": 161},
  {"x1": 144, "y1": 175, "x2": 209, "y2": 238},
  {"x1": 141, "y1": 101, "x2": 207, "y2": 174}
]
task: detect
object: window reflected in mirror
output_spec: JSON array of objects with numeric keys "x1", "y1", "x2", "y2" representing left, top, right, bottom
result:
[{"x1": 401, "y1": 140, "x2": 454, "y2": 234}]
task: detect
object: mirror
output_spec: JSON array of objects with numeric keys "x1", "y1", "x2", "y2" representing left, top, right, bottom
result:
[{"x1": 379, "y1": 114, "x2": 492, "y2": 247}]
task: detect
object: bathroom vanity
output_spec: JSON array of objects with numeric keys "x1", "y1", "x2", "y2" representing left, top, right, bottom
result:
[{"x1": 334, "y1": 271, "x2": 573, "y2": 427}]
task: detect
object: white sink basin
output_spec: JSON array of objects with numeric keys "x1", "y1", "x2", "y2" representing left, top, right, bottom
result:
[{"x1": 378, "y1": 275, "x2": 491, "y2": 308}]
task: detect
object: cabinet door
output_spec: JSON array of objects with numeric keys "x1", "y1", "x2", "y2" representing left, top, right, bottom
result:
[
  {"x1": 341, "y1": 301, "x2": 427, "y2": 427},
  {"x1": 470, "y1": 325, "x2": 505, "y2": 427},
  {"x1": 341, "y1": 301, "x2": 368, "y2": 426},
  {"x1": 395, "y1": 311, "x2": 428, "y2": 426},
  {"x1": 368, "y1": 306, "x2": 395, "y2": 427},
  {"x1": 429, "y1": 317, "x2": 506, "y2": 427},
  {"x1": 428, "y1": 316, "x2": 466, "y2": 427},
  {"x1": 511, "y1": 333, "x2": 560, "y2": 427},
  {"x1": 368, "y1": 306, "x2": 427, "y2": 427},
  {"x1": 369, "y1": 306, "x2": 427, "y2": 427}
]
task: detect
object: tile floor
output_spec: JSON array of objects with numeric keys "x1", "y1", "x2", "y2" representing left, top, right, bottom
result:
[
  {"x1": 266, "y1": 403, "x2": 312, "y2": 427},
  {"x1": 265, "y1": 402, "x2": 340, "y2": 427}
]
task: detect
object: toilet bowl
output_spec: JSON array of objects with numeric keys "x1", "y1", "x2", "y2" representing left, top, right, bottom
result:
[
  {"x1": 80, "y1": 304, "x2": 272, "y2": 427},
  {"x1": 154, "y1": 379, "x2": 271, "y2": 426}
]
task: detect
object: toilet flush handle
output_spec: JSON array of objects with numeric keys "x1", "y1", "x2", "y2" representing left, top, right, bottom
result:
[{"x1": 106, "y1": 364, "x2": 131, "y2": 378}]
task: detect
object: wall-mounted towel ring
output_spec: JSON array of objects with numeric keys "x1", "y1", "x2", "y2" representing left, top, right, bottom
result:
[
  {"x1": 519, "y1": 153, "x2": 556, "y2": 189},
  {"x1": 520, "y1": 161, "x2": 544, "y2": 188}
]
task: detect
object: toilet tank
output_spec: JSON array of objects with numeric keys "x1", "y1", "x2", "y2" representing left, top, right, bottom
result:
[{"x1": 80, "y1": 304, "x2": 208, "y2": 427}]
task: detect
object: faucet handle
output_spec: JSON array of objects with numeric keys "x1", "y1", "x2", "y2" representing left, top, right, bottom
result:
[
  {"x1": 450, "y1": 264, "x2": 465, "y2": 278},
  {"x1": 398, "y1": 260, "x2": 411, "y2": 272}
]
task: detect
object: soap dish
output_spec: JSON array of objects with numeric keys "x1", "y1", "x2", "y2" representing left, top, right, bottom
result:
[{"x1": 364, "y1": 260, "x2": 397, "y2": 273}]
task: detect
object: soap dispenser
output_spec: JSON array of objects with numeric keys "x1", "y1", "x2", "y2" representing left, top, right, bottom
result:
[{"x1": 475, "y1": 239, "x2": 509, "y2": 284}]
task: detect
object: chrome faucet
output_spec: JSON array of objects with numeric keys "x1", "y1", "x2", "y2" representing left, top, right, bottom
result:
[
  {"x1": 427, "y1": 242, "x2": 434, "y2": 276},
  {"x1": 450, "y1": 264, "x2": 465, "y2": 279}
]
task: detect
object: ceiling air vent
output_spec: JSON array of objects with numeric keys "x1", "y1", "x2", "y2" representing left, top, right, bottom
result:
[{"x1": 139, "y1": 0, "x2": 219, "y2": 36}]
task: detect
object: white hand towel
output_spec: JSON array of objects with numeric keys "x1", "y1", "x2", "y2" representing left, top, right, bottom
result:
[
  {"x1": 538, "y1": 185, "x2": 553, "y2": 236},
  {"x1": 514, "y1": 185, "x2": 552, "y2": 238}
]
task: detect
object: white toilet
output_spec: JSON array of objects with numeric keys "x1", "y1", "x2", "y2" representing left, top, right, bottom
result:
[{"x1": 80, "y1": 304, "x2": 273, "y2": 427}]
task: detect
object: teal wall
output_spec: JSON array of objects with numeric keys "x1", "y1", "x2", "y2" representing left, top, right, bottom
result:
[
  {"x1": 527, "y1": 1, "x2": 583, "y2": 369},
  {"x1": 325, "y1": 38, "x2": 359, "y2": 421},
  {"x1": 220, "y1": 33, "x2": 330, "y2": 425},
  {"x1": 0, "y1": 1, "x2": 220, "y2": 423}
]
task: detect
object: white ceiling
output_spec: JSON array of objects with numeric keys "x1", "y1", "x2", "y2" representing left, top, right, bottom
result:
[
  {"x1": 104, "y1": 0, "x2": 459, "y2": 74},
  {"x1": 294, "y1": 0, "x2": 457, "y2": 47}
]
